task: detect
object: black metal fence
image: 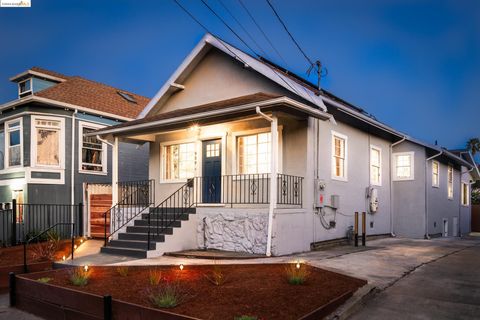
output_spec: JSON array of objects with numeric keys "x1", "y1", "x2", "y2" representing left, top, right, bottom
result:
[
  {"x1": 118, "y1": 179, "x2": 155, "y2": 207},
  {"x1": 0, "y1": 200, "x2": 83, "y2": 247},
  {"x1": 277, "y1": 174, "x2": 303, "y2": 206}
]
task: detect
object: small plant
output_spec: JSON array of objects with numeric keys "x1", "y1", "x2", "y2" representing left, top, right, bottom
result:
[
  {"x1": 149, "y1": 281, "x2": 187, "y2": 308},
  {"x1": 116, "y1": 266, "x2": 130, "y2": 277},
  {"x1": 234, "y1": 316, "x2": 259, "y2": 320},
  {"x1": 31, "y1": 231, "x2": 61, "y2": 261},
  {"x1": 204, "y1": 263, "x2": 227, "y2": 286},
  {"x1": 69, "y1": 267, "x2": 91, "y2": 287},
  {"x1": 37, "y1": 277, "x2": 52, "y2": 283},
  {"x1": 285, "y1": 263, "x2": 309, "y2": 285},
  {"x1": 148, "y1": 268, "x2": 162, "y2": 286}
]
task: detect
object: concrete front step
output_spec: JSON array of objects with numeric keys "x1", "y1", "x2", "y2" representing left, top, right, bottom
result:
[
  {"x1": 126, "y1": 224, "x2": 179, "y2": 234},
  {"x1": 140, "y1": 213, "x2": 190, "y2": 220},
  {"x1": 118, "y1": 232, "x2": 165, "y2": 242},
  {"x1": 149, "y1": 207, "x2": 196, "y2": 214},
  {"x1": 109, "y1": 239, "x2": 156, "y2": 250},
  {"x1": 135, "y1": 216, "x2": 189, "y2": 226},
  {"x1": 100, "y1": 246, "x2": 147, "y2": 258}
]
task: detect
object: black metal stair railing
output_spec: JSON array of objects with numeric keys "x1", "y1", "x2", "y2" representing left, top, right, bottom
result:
[{"x1": 103, "y1": 179, "x2": 155, "y2": 246}]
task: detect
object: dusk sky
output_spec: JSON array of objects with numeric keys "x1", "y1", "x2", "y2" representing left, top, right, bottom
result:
[{"x1": 0, "y1": 0, "x2": 478, "y2": 150}]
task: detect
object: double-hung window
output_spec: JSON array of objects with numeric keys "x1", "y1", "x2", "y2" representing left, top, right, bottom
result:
[
  {"x1": 81, "y1": 127, "x2": 106, "y2": 173},
  {"x1": 447, "y1": 165, "x2": 454, "y2": 199},
  {"x1": 393, "y1": 152, "x2": 414, "y2": 180},
  {"x1": 237, "y1": 132, "x2": 271, "y2": 174},
  {"x1": 34, "y1": 118, "x2": 62, "y2": 167},
  {"x1": 432, "y1": 160, "x2": 439, "y2": 187},
  {"x1": 6, "y1": 119, "x2": 22, "y2": 168},
  {"x1": 163, "y1": 142, "x2": 196, "y2": 180},
  {"x1": 461, "y1": 182, "x2": 469, "y2": 206},
  {"x1": 331, "y1": 132, "x2": 347, "y2": 180},
  {"x1": 370, "y1": 146, "x2": 381, "y2": 185}
]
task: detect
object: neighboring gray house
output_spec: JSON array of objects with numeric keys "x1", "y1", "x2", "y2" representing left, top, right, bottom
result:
[
  {"x1": 0, "y1": 67, "x2": 149, "y2": 237},
  {"x1": 92, "y1": 34, "x2": 478, "y2": 258}
]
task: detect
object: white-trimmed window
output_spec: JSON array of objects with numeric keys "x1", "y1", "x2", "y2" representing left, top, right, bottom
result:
[
  {"x1": 80, "y1": 122, "x2": 107, "y2": 174},
  {"x1": 18, "y1": 78, "x2": 32, "y2": 97},
  {"x1": 0, "y1": 129, "x2": 4, "y2": 170},
  {"x1": 447, "y1": 165, "x2": 454, "y2": 199},
  {"x1": 163, "y1": 142, "x2": 196, "y2": 180},
  {"x1": 393, "y1": 152, "x2": 414, "y2": 180},
  {"x1": 5, "y1": 119, "x2": 22, "y2": 168},
  {"x1": 331, "y1": 132, "x2": 347, "y2": 180},
  {"x1": 370, "y1": 145, "x2": 381, "y2": 185},
  {"x1": 237, "y1": 132, "x2": 271, "y2": 174},
  {"x1": 432, "y1": 160, "x2": 439, "y2": 187},
  {"x1": 32, "y1": 116, "x2": 64, "y2": 167},
  {"x1": 461, "y1": 182, "x2": 469, "y2": 206}
]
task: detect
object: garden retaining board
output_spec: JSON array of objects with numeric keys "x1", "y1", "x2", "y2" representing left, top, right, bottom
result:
[{"x1": 0, "y1": 261, "x2": 52, "y2": 289}]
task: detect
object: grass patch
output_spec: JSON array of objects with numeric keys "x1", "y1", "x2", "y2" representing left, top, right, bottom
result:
[
  {"x1": 37, "y1": 277, "x2": 52, "y2": 283},
  {"x1": 285, "y1": 263, "x2": 309, "y2": 285},
  {"x1": 149, "y1": 281, "x2": 187, "y2": 308},
  {"x1": 116, "y1": 266, "x2": 130, "y2": 277},
  {"x1": 204, "y1": 263, "x2": 227, "y2": 286},
  {"x1": 148, "y1": 268, "x2": 162, "y2": 286},
  {"x1": 234, "y1": 316, "x2": 258, "y2": 320},
  {"x1": 69, "y1": 267, "x2": 91, "y2": 287}
]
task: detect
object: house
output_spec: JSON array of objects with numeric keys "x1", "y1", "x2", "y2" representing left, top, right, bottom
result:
[
  {"x1": 92, "y1": 34, "x2": 478, "y2": 258},
  {"x1": 0, "y1": 67, "x2": 149, "y2": 239}
]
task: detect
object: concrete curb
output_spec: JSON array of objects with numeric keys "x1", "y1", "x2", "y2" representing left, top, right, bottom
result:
[{"x1": 325, "y1": 284, "x2": 377, "y2": 320}]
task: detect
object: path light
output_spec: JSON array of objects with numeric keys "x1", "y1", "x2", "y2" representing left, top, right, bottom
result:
[
  {"x1": 295, "y1": 261, "x2": 301, "y2": 269},
  {"x1": 74, "y1": 244, "x2": 78, "y2": 250},
  {"x1": 179, "y1": 264, "x2": 184, "y2": 271},
  {"x1": 83, "y1": 265, "x2": 89, "y2": 272},
  {"x1": 80, "y1": 238, "x2": 84, "y2": 244},
  {"x1": 62, "y1": 255, "x2": 66, "y2": 261}
]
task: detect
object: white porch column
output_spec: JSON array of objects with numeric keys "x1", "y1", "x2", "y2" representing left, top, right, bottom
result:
[
  {"x1": 112, "y1": 136, "x2": 119, "y2": 206},
  {"x1": 266, "y1": 115, "x2": 278, "y2": 257}
]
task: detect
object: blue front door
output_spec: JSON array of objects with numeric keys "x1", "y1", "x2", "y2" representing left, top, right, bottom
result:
[{"x1": 202, "y1": 139, "x2": 222, "y2": 203}]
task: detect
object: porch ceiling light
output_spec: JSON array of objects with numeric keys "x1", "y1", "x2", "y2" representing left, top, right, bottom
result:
[{"x1": 188, "y1": 124, "x2": 200, "y2": 134}]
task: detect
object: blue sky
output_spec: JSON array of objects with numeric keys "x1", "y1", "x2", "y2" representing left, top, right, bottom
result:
[{"x1": 0, "y1": 0, "x2": 479, "y2": 150}]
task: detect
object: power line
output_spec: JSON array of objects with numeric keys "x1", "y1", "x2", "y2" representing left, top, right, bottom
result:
[
  {"x1": 216, "y1": 0, "x2": 268, "y2": 57},
  {"x1": 265, "y1": 0, "x2": 314, "y2": 66},
  {"x1": 237, "y1": 0, "x2": 288, "y2": 66}
]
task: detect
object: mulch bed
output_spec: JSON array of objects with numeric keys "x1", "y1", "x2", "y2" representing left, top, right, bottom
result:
[{"x1": 22, "y1": 264, "x2": 366, "y2": 320}]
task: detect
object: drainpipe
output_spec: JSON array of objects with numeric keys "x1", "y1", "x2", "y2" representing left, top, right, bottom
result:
[
  {"x1": 71, "y1": 110, "x2": 78, "y2": 231},
  {"x1": 256, "y1": 107, "x2": 277, "y2": 257},
  {"x1": 389, "y1": 136, "x2": 406, "y2": 236},
  {"x1": 96, "y1": 135, "x2": 114, "y2": 147},
  {"x1": 459, "y1": 167, "x2": 474, "y2": 237},
  {"x1": 424, "y1": 150, "x2": 443, "y2": 239}
]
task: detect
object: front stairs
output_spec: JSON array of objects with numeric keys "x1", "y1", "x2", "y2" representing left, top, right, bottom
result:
[{"x1": 100, "y1": 207, "x2": 196, "y2": 258}]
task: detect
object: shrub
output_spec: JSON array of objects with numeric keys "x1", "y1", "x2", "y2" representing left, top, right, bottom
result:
[
  {"x1": 69, "y1": 267, "x2": 91, "y2": 286},
  {"x1": 204, "y1": 264, "x2": 227, "y2": 286},
  {"x1": 31, "y1": 232, "x2": 61, "y2": 261},
  {"x1": 148, "y1": 268, "x2": 162, "y2": 286},
  {"x1": 37, "y1": 277, "x2": 52, "y2": 283},
  {"x1": 149, "y1": 281, "x2": 187, "y2": 308},
  {"x1": 116, "y1": 266, "x2": 130, "y2": 277},
  {"x1": 234, "y1": 316, "x2": 258, "y2": 320},
  {"x1": 285, "y1": 263, "x2": 309, "y2": 285}
]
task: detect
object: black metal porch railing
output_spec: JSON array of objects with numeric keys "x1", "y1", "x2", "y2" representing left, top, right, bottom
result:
[
  {"x1": 104, "y1": 179, "x2": 155, "y2": 246},
  {"x1": 0, "y1": 201, "x2": 83, "y2": 247},
  {"x1": 277, "y1": 174, "x2": 303, "y2": 206}
]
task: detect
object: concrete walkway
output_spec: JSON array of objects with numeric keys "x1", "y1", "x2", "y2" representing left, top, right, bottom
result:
[{"x1": 349, "y1": 241, "x2": 480, "y2": 319}]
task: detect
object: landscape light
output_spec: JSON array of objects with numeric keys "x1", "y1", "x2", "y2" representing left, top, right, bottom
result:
[
  {"x1": 83, "y1": 265, "x2": 89, "y2": 272},
  {"x1": 295, "y1": 261, "x2": 301, "y2": 269},
  {"x1": 62, "y1": 255, "x2": 66, "y2": 261},
  {"x1": 74, "y1": 244, "x2": 78, "y2": 250},
  {"x1": 80, "y1": 239, "x2": 84, "y2": 244},
  {"x1": 179, "y1": 264, "x2": 184, "y2": 271}
]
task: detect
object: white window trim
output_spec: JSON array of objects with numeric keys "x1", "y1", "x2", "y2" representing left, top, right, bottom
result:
[
  {"x1": 331, "y1": 130, "x2": 348, "y2": 181},
  {"x1": 231, "y1": 126, "x2": 283, "y2": 176},
  {"x1": 78, "y1": 121, "x2": 108, "y2": 175},
  {"x1": 392, "y1": 151, "x2": 415, "y2": 181},
  {"x1": 160, "y1": 138, "x2": 198, "y2": 184},
  {"x1": 31, "y1": 115, "x2": 66, "y2": 169},
  {"x1": 461, "y1": 182, "x2": 469, "y2": 206},
  {"x1": 432, "y1": 160, "x2": 440, "y2": 188},
  {"x1": 447, "y1": 165, "x2": 454, "y2": 200},
  {"x1": 370, "y1": 144, "x2": 382, "y2": 186},
  {"x1": 5, "y1": 117, "x2": 23, "y2": 169},
  {"x1": 18, "y1": 78, "x2": 32, "y2": 97}
]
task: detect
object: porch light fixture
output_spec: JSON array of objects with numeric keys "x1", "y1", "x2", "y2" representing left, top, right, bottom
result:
[
  {"x1": 179, "y1": 264, "x2": 184, "y2": 271},
  {"x1": 188, "y1": 124, "x2": 200, "y2": 134}
]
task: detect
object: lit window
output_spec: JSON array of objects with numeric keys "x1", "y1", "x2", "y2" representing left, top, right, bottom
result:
[
  {"x1": 370, "y1": 146, "x2": 381, "y2": 185},
  {"x1": 393, "y1": 152, "x2": 414, "y2": 180},
  {"x1": 81, "y1": 127, "x2": 105, "y2": 172},
  {"x1": 432, "y1": 161, "x2": 439, "y2": 187},
  {"x1": 35, "y1": 119, "x2": 61, "y2": 166},
  {"x1": 164, "y1": 142, "x2": 196, "y2": 180},
  {"x1": 18, "y1": 79, "x2": 32, "y2": 96},
  {"x1": 6, "y1": 120, "x2": 22, "y2": 167},
  {"x1": 331, "y1": 133, "x2": 347, "y2": 180},
  {"x1": 237, "y1": 132, "x2": 271, "y2": 174},
  {"x1": 447, "y1": 165, "x2": 453, "y2": 199},
  {"x1": 206, "y1": 143, "x2": 220, "y2": 158},
  {"x1": 461, "y1": 182, "x2": 469, "y2": 206}
]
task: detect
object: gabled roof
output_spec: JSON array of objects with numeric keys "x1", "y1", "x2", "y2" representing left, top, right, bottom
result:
[{"x1": 4, "y1": 67, "x2": 150, "y2": 119}]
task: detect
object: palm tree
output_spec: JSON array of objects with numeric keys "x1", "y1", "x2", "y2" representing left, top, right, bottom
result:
[{"x1": 466, "y1": 138, "x2": 480, "y2": 156}]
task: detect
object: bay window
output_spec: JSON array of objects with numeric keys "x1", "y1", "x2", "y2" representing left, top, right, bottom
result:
[
  {"x1": 370, "y1": 146, "x2": 381, "y2": 185},
  {"x1": 163, "y1": 142, "x2": 196, "y2": 180},
  {"x1": 6, "y1": 119, "x2": 22, "y2": 168},
  {"x1": 237, "y1": 132, "x2": 271, "y2": 174}
]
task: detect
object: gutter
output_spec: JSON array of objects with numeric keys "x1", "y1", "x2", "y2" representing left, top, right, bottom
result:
[
  {"x1": 389, "y1": 137, "x2": 407, "y2": 236},
  {"x1": 424, "y1": 150, "x2": 443, "y2": 239},
  {"x1": 256, "y1": 106, "x2": 277, "y2": 257}
]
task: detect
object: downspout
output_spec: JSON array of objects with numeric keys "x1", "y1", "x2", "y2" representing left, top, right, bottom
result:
[
  {"x1": 459, "y1": 167, "x2": 474, "y2": 237},
  {"x1": 389, "y1": 136, "x2": 406, "y2": 236},
  {"x1": 424, "y1": 150, "x2": 443, "y2": 239},
  {"x1": 256, "y1": 107, "x2": 277, "y2": 257},
  {"x1": 96, "y1": 135, "x2": 114, "y2": 147},
  {"x1": 71, "y1": 110, "x2": 78, "y2": 230}
]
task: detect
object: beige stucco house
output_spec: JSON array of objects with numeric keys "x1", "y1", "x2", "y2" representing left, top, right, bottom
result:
[{"x1": 92, "y1": 34, "x2": 478, "y2": 258}]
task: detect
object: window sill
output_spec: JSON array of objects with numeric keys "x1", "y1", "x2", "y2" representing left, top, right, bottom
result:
[
  {"x1": 370, "y1": 182, "x2": 382, "y2": 187},
  {"x1": 159, "y1": 179, "x2": 190, "y2": 184},
  {"x1": 79, "y1": 170, "x2": 108, "y2": 176},
  {"x1": 392, "y1": 177, "x2": 415, "y2": 182},
  {"x1": 432, "y1": 185, "x2": 439, "y2": 188},
  {"x1": 331, "y1": 176, "x2": 348, "y2": 182}
]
